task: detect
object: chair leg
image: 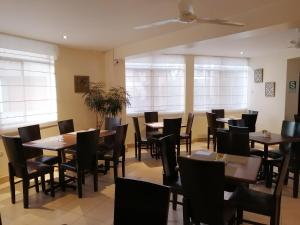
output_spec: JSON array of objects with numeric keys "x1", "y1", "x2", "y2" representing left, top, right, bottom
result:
[
  {"x1": 8, "y1": 164, "x2": 15, "y2": 204},
  {"x1": 82, "y1": 173, "x2": 85, "y2": 185},
  {"x1": 49, "y1": 170, "x2": 55, "y2": 197},
  {"x1": 122, "y1": 155, "x2": 125, "y2": 177},
  {"x1": 113, "y1": 161, "x2": 119, "y2": 181},
  {"x1": 138, "y1": 143, "x2": 141, "y2": 161},
  {"x1": 172, "y1": 192, "x2": 177, "y2": 210},
  {"x1": 237, "y1": 209, "x2": 243, "y2": 224},
  {"x1": 41, "y1": 175, "x2": 46, "y2": 192},
  {"x1": 189, "y1": 136, "x2": 192, "y2": 155},
  {"x1": 207, "y1": 128, "x2": 210, "y2": 149},
  {"x1": 134, "y1": 134, "x2": 137, "y2": 159},
  {"x1": 77, "y1": 170, "x2": 83, "y2": 198},
  {"x1": 105, "y1": 160, "x2": 110, "y2": 172},
  {"x1": 213, "y1": 134, "x2": 216, "y2": 152},
  {"x1": 93, "y1": 164, "x2": 98, "y2": 192},
  {"x1": 60, "y1": 167, "x2": 66, "y2": 192},
  {"x1": 34, "y1": 177, "x2": 39, "y2": 193},
  {"x1": 250, "y1": 140, "x2": 255, "y2": 148},
  {"x1": 22, "y1": 178, "x2": 29, "y2": 208},
  {"x1": 293, "y1": 169, "x2": 299, "y2": 198},
  {"x1": 183, "y1": 197, "x2": 190, "y2": 225}
]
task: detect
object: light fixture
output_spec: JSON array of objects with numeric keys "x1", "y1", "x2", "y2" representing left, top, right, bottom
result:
[
  {"x1": 240, "y1": 51, "x2": 244, "y2": 55},
  {"x1": 63, "y1": 35, "x2": 67, "y2": 40}
]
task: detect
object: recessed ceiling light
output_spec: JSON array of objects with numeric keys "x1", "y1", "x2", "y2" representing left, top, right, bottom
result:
[
  {"x1": 240, "y1": 51, "x2": 244, "y2": 55},
  {"x1": 63, "y1": 35, "x2": 67, "y2": 40}
]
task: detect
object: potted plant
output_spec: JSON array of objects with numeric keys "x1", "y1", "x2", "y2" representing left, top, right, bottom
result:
[{"x1": 82, "y1": 82, "x2": 130, "y2": 128}]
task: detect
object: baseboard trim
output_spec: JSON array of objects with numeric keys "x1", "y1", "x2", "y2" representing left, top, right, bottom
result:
[{"x1": 0, "y1": 176, "x2": 9, "y2": 184}]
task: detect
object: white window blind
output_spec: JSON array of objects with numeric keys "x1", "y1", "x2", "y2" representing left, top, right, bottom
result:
[
  {"x1": 126, "y1": 55, "x2": 185, "y2": 114},
  {"x1": 0, "y1": 48, "x2": 57, "y2": 131},
  {"x1": 194, "y1": 56, "x2": 248, "y2": 112}
]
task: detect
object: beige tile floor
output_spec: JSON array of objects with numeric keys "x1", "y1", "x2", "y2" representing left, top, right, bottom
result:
[{"x1": 0, "y1": 142, "x2": 299, "y2": 225}]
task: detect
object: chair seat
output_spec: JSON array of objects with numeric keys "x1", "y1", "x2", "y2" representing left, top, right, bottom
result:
[
  {"x1": 146, "y1": 131, "x2": 162, "y2": 138},
  {"x1": 231, "y1": 186, "x2": 273, "y2": 216},
  {"x1": 60, "y1": 159, "x2": 77, "y2": 171},
  {"x1": 28, "y1": 155, "x2": 59, "y2": 166},
  {"x1": 98, "y1": 142, "x2": 114, "y2": 151},
  {"x1": 27, "y1": 161, "x2": 53, "y2": 178}
]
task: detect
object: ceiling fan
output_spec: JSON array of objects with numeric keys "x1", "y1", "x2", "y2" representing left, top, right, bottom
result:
[{"x1": 134, "y1": 0, "x2": 245, "y2": 30}]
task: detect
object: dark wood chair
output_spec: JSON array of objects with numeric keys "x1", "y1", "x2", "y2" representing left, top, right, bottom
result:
[
  {"x1": 206, "y1": 112, "x2": 218, "y2": 151},
  {"x1": 247, "y1": 110, "x2": 258, "y2": 115},
  {"x1": 180, "y1": 112, "x2": 194, "y2": 155},
  {"x1": 229, "y1": 126, "x2": 250, "y2": 156},
  {"x1": 178, "y1": 156, "x2": 236, "y2": 225},
  {"x1": 58, "y1": 119, "x2": 74, "y2": 134},
  {"x1": 97, "y1": 124, "x2": 128, "y2": 181},
  {"x1": 18, "y1": 124, "x2": 59, "y2": 166},
  {"x1": 2, "y1": 135, "x2": 55, "y2": 208},
  {"x1": 132, "y1": 117, "x2": 153, "y2": 161},
  {"x1": 242, "y1": 113, "x2": 258, "y2": 147},
  {"x1": 231, "y1": 152, "x2": 291, "y2": 225},
  {"x1": 114, "y1": 177, "x2": 170, "y2": 225},
  {"x1": 160, "y1": 134, "x2": 183, "y2": 210},
  {"x1": 144, "y1": 111, "x2": 161, "y2": 137},
  {"x1": 59, "y1": 129, "x2": 100, "y2": 198},
  {"x1": 100, "y1": 117, "x2": 121, "y2": 149},
  {"x1": 163, "y1": 118, "x2": 182, "y2": 157},
  {"x1": 212, "y1": 109, "x2": 225, "y2": 128}
]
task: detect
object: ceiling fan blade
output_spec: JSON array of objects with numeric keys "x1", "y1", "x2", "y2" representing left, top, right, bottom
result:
[
  {"x1": 134, "y1": 18, "x2": 180, "y2": 30},
  {"x1": 196, "y1": 17, "x2": 245, "y2": 27}
]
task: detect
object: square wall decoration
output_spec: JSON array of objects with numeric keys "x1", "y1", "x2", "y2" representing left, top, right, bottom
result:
[
  {"x1": 265, "y1": 82, "x2": 275, "y2": 97},
  {"x1": 74, "y1": 75, "x2": 90, "y2": 93},
  {"x1": 254, "y1": 68, "x2": 263, "y2": 83}
]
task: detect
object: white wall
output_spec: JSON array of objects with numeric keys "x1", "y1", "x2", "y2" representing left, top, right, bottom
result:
[{"x1": 248, "y1": 49, "x2": 300, "y2": 133}]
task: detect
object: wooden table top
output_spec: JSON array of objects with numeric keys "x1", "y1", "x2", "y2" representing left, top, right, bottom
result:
[
  {"x1": 186, "y1": 150, "x2": 262, "y2": 184},
  {"x1": 22, "y1": 129, "x2": 115, "y2": 151},
  {"x1": 249, "y1": 131, "x2": 300, "y2": 145},
  {"x1": 145, "y1": 122, "x2": 186, "y2": 129}
]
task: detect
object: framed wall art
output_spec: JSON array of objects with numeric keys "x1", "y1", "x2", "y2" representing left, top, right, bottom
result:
[
  {"x1": 254, "y1": 68, "x2": 263, "y2": 83},
  {"x1": 265, "y1": 82, "x2": 275, "y2": 97},
  {"x1": 74, "y1": 75, "x2": 90, "y2": 93}
]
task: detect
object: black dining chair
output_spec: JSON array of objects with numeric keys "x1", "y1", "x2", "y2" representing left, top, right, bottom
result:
[
  {"x1": 212, "y1": 109, "x2": 225, "y2": 128},
  {"x1": 178, "y1": 156, "x2": 236, "y2": 225},
  {"x1": 18, "y1": 124, "x2": 59, "y2": 166},
  {"x1": 294, "y1": 114, "x2": 300, "y2": 122},
  {"x1": 59, "y1": 129, "x2": 100, "y2": 198},
  {"x1": 97, "y1": 124, "x2": 128, "y2": 181},
  {"x1": 144, "y1": 111, "x2": 161, "y2": 137},
  {"x1": 206, "y1": 112, "x2": 218, "y2": 151},
  {"x1": 100, "y1": 117, "x2": 122, "y2": 150},
  {"x1": 247, "y1": 110, "x2": 259, "y2": 115},
  {"x1": 114, "y1": 177, "x2": 170, "y2": 225},
  {"x1": 242, "y1": 113, "x2": 258, "y2": 147},
  {"x1": 132, "y1": 117, "x2": 153, "y2": 161},
  {"x1": 163, "y1": 118, "x2": 182, "y2": 157},
  {"x1": 180, "y1": 112, "x2": 194, "y2": 155},
  {"x1": 231, "y1": 152, "x2": 290, "y2": 225},
  {"x1": 228, "y1": 119, "x2": 246, "y2": 127},
  {"x1": 160, "y1": 134, "x2": 183, "y2": 210},
  {"x1": 58, "y1": 119, "x2": 75, "y2": 134},
  {"x1": 229, "y1": 126, "x2": 250, "y2": 156},
  {"x1": 2, "y1": 135, "x2": 55, "y2": 208}
]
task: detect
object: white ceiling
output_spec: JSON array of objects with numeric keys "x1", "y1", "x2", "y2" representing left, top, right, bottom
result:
[
  {"x1": 159, "y1": 27, "x2": 300, "y2": 58},
  {"x1": 0, "y1": 0, "x2": 276, "y2": 51}
]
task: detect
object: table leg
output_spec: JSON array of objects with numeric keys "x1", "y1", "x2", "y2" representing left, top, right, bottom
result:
[{"x1": 263, "y1": 144, "x2": 272, "y2": 188}]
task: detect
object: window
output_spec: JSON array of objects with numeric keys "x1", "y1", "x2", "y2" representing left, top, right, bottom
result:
[
  {"x1": 194, "y1": 56, "x2": 248, "y2": 112},
  {"x1": 126, "y1": 55, "x2": 185, "y2": 114},
  {"x1": 0, "y1": 48, "x2": 57, "y2": 131}
]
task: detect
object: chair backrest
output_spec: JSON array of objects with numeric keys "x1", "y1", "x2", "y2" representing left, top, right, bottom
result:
[
  {"x1": 114, "y1": 177, "x2": 170, "y2": 225},
  {"x1": 279, "y1": 120, "x2": 296, "y2": 154},
  {"x1": 178, "y1": 157, "x2": 225, "y2": 225},
  {"x1": 211, "y1": 109, "x2": 224, "y2": 118},
  {"x1": 242, "y1": 113, "x2": 257, "y2": 132},
  {"x1": 105, "y1": 117, "x2": 121, "y2": 130},
  {"x1": 144, "y1": 111, "x2": 159, "y2": 134},
  {"x1": 185, "y1": 112, "x2": 194, "y2": 134},
  {"x1": 163, "y1": 118, "x2": 182, "y2": 145},
  {"x1": 216, "y1": 130, "x2": 230, "y2": 154},
  {"x1": 228, "y1": 119, "x2": 245, "y2": 127},
  {"x1": 291, "y1": 122, "x2": 300, "y2": 169},
  {"x1": 2, "y1": 135, "x2": 27, "y2": 177},
  {"x1": 58, "y1": 119, "x2": 74, "y2": 134},
  {"x1": 160, "y1": 135, "x2": 178, "y2": 185},
  {"x1": 113, "y1": 124, "x2": 128, "y2": 159},
  {"x1": 206, "y1": 112, "x2": 217, "y2": 129},
  {"x1": 229, "y1": 126, "x2": 250, "y2": 156},
  {"x1": 274, "y1": 152, "x2": 291, "y2": 198},
  {"x1": 18, "y1": 124, "x2": 43, "y2": 158},
  {"x1": 132, "y1": 117, "x2": 141, "y2": 142},
  {"x1": 76, "y1": 129, "x2": 100, "y2": 170}
]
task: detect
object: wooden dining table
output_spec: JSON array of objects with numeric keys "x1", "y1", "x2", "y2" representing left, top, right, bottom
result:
[
  {"x1": 22, "y1": 129, "x2": 115, "y2": 189},
  {"x1": 145, "y1": 122, "x2": 186, "y2": 129},
  {"x1": 185, "y1": 150, "x2": 262, "y2": 184},
  {"x1": 249, "y1": 131, "x2": 300, "y2": 187}
]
